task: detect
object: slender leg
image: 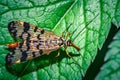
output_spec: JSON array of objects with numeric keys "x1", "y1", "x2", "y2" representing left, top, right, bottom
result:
[
  {"x1": 62, "y1": 23, "x2": 72, "y2": 38},
  {"x1": 65, "y1": 32, "x2": 70, "y2": 40},
  {"x1": 55, "y1": 49, "x2": 60, "y2": 57},
  {"x1": 64, "y1": 47, "x2": 83, "y2": 76},
  {"x1": 65, "y1": 48, "x2": 72, "y2": 58},
  {"x1": 64, "y1": 47, "x2": 79, "y2": 64}
]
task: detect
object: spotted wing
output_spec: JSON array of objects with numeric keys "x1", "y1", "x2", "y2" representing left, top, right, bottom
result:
[
  {"x1": 6, "y1": 41, "x2": 44, "y2": 64},
  {"x1": 8, "y1": 21, "x2": 44, "y2": 40},
  {"x1": 6, "y1": 21, "x2": 44, "y2": 64}
]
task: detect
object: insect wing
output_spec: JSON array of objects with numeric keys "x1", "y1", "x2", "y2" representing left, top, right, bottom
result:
[
  {"x1": 6, "y1": 21, "x2": 62, "y2": 64},
  {"x1": 8, "y1": 21, "x2": 43, "y2": 40},
  {"x1": 6, "y1": 21, "x2": 43, "y2": 64},
  {"x1": 6, "y1": 41, "x2": 44, "y2": 64}
]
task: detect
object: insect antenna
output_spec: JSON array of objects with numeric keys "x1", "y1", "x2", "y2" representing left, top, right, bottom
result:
[
  {"x1": 72, "y1": 13, "x2": 99, "y2": 41},
  {"x1": 64, "y1": 14, "x2": 99, "y2": 65},
  {"x1": 66, "y1": 23, "x2": 73, "y2": 31}
]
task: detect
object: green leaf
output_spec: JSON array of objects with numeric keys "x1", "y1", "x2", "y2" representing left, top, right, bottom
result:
[
  {"x1": 0, "y1": 0, "x2": 120, "y2": 80},
  {"x1": 95, "y1": 30, "x2": 120, "y2": 80}
]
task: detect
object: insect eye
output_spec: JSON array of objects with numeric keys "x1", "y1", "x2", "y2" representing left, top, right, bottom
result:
[{"x1": 67, "y1": 40, "x2": 71, "y2": 46}]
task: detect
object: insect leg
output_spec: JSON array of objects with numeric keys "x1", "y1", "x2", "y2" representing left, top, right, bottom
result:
[
  {"x1": 64, "y1": 47, "x2": 79, "y2": 64},
  {"x1": 62, "y1": 23, "x2": 72, "y2": 38},
  {"x1": 65, "y1": 32, "x2": 70, "y2": 40},
  {"x1": 55, "y1": 49, "x2": 60, "y2": 57}
]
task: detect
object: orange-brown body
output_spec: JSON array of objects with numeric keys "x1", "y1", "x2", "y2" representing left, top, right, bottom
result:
[{"x1": 7, "y1": 42, "x2": 19, "y2": 48}]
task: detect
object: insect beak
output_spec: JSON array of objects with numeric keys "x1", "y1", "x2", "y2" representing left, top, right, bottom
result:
[
  {"x1": 70, "y1": 42, "x2": 80, "y2": 51},
  {"x1": 67, "y1": 40, "x2": 80, "y2": 51}
]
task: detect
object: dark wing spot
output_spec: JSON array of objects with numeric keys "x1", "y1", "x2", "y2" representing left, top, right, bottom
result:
[
  {"x1": 8, "y1": 21, "x2": 17, "y2": 37},
  {"x1": 36, "y1": 44, "x2": 39, "y2": 49},
  {"x1": 8, "y1": 21, "x2": 15, "y2": 28},
  {"x1": 37, "y1": 34, "x2": 41, "y2": 39},
  {"x1": 11, "y1": 29, "x2": 17, "y2": 37},
  {"x1": 26, "y1": 41, "x2": 30, "y2": 51},
  {"x1": 20, "y1": 51, "x2": 28, "y2": 62},
  {"x1": 19, "y1": 42, "x2": 24, "y2": 48},
  {"x1": 23, "y1": 22, "x2": 30, "y2": 32},
  {"x1": 6, "y1": 53, "x2": 14, "y2": 64},
  {"x1": 34, "y1": 26, "x2": 38, "y2": 32},
  {"x1": 32, "y1": 52, "x2": 36, "y2": 57},
  {"x1": 9, "y1": 48, "x2": 16, "y2": 54},
  {"x1": 36, "y1": 42, "x2": 42, "y2": 49},
  {"x1": 41, "y1": 29, "x2": 44, "y2": 34},
  {"x1": 26, "y1": 32, "x2": 31, "y2": 41},
  {"x1": 39, "y1": 50, "x2": 43, "y2": 55}
]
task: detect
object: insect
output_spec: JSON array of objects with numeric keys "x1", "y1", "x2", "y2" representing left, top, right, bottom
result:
[
  {"x1": 6, "y1": 21, "x2": 80, "y2": 64},
  {"x1": 6, "y1": 14, "x2": 99, "y2": 64}
]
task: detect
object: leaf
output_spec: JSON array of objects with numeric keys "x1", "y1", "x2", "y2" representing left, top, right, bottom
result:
[
  {"x1": 0, "y1": 0, "x2": 120, "y2": 80},
  {"x1": 112, "y1": 0, "x2": 120, "y2": 27},
  {"x1": 95, "y1": 30, "x2": 120, "y2": 80}
]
